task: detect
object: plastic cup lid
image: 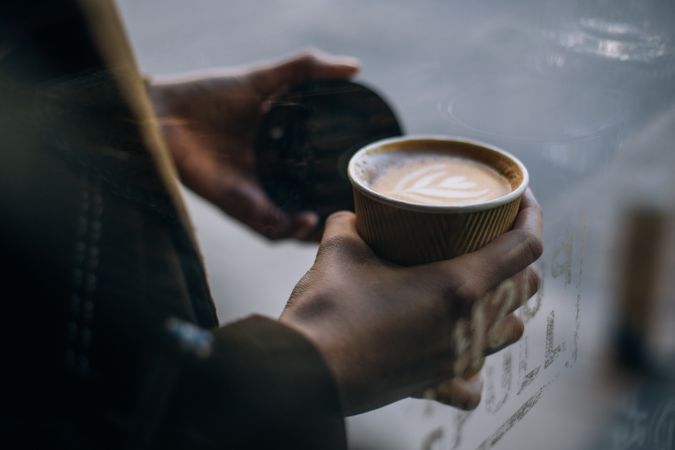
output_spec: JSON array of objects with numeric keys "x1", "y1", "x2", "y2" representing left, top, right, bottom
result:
[{"x1": 255, "y1": 79, "x2": 403, "y2": 222}]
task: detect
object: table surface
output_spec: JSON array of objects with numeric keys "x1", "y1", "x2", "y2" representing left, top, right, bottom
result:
[{"x1": 117, "y1": 1, "x2": 675, "y2": 449}]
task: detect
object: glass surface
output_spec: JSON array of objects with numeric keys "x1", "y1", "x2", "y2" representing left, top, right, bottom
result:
[{"x1": 118, "y1": 1, "x2": 675, "y2": 448}]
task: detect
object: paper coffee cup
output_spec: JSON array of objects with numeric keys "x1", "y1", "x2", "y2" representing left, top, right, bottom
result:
[{"x1": 347, "y1": 136, "x2": 528, "y2": 265}]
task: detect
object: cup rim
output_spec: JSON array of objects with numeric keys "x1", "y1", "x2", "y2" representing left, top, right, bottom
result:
[{"x1": 347, "y1": 135, "x2": 529, "y2": 213}]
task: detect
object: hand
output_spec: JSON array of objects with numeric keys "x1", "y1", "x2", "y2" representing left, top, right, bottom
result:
[
  {"x1": 280, "y1": 189, "x2": 543, "y2": 415},
  {"x1": 148, "y1": 49, "x2": 360, "y2": 240}
]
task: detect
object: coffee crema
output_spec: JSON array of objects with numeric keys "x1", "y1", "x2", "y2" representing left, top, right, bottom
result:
[{"x1": 370, "y1": 155, "x2": 511, "y2": 206}]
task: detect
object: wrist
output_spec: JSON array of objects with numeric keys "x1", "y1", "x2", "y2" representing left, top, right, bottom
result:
[{"x1": 279, "y1": 312, "x2": 350, "y2": 410}]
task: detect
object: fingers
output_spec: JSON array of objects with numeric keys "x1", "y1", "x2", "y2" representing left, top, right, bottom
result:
[
  {"x1": 462, "y1": 267, "x2": 536, "y2": 370},
  {"x1": 214, "y1": 168, "x2": 326, "y2": 240},
  {"x1": 251, "y1": 48, "x2": 361, "y2": 97},
  {"x1": 463, "y1": 189, "x2": 542, "y2": 285},
  {"x1": 173, "y1": 136, "x2": 320, "y2": 241},
  {"x1": 289, "y1": 212, "x2": 320, "y2": 240},
  {"x1": 218, "y1": 179, "x2": 296, "y2": 240},
  {"x1": 435, "y1": 188, "x2": 543, "y2": 304},
  {"x1": 485, "y1": 314, "x2": 525, "y2": 354},
  {"x1": 420, "y1": 189, "x2": 541, "y2": 386},
  {"x1": 481, "y1": 267, "x2": 541, "y2": 325},
  {"x1": 458, "y1": 313, "x2": 523, "y2": 378},
  {"x1": 432, "y1": 375, "x2": 483, "y2": 410}
]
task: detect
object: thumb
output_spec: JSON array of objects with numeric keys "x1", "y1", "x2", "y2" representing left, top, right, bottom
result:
[
  {"x1": 251, "y1": 48, "x2": 360, "y2": 97},
  {"x1": 318, "y1": 211, "x2": 373, "y2": 261},
  {"x1": 321, "y1": 211, "x2": 359, "y2": 244}
]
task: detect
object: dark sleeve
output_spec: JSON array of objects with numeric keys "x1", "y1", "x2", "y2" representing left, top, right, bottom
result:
[{"x1": 154, "y1": 316, "x2": 346, "y2": 450}]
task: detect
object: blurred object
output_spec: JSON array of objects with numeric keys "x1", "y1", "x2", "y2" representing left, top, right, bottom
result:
[
  {"x1": 552, "y1": 17, "x2": 672, "y2": 64},
  {"x1": 539, "y1": 0, "x2": 675, "y2": 134},
  {"x1": 255, "y1": 79, "x2": 402, "y2": 221},
  {"x1": 590, "y1": 379, "x2": 675, "y2": 450},
  {"x1": 610, "y1": 114, "x2": 675, "y2": 376},
  {"x1": 614, "y1": 208, "x2": 667, "y2": 373}
]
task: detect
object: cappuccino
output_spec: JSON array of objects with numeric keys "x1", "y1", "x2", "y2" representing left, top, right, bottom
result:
[
  {"x1": 370, "y1": 154, "x2": 511, "y2": 206},
  {"x1": 348, "y1": 136, "x2": 528, "y2": 265}
]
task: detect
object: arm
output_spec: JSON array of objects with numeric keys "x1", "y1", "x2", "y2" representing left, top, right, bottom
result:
[{"x1": 151, "y1": 317, "x2": 346, "y2": 449}]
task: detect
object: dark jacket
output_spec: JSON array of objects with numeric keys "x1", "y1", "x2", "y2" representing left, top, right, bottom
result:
[{"x1": 0, "y1": 1, "x2": 345, "y2": 448}]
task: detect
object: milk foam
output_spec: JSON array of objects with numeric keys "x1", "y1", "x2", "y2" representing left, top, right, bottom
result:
[{"x1": 371, "y1": 156, "x2": 511, "y2": 206}]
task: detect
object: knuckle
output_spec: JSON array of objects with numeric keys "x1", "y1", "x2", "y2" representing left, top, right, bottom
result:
[
  {"x1": 454, "y1": 279, "x2": 482, "y2": 305},
  {"x1": 515, "y1": 229, "x2": 543, "y2": 263}
]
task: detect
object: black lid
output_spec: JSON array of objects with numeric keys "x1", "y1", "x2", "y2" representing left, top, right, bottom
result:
[{"x1": 255, "y1": 79, "x2": 403, "y2": 221}]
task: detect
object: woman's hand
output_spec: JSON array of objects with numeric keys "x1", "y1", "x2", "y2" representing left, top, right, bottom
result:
[
  {"x1": 280, "y1": 189, "x2": 543, "y2": 415},
  {"x1": 148, "y1": 49, "x2": 359, "y2": 240}
]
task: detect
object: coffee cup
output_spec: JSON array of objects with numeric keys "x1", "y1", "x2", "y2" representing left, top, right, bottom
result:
[{"x1": 347, "y1": 136, "x2": 528, "y2": 265}]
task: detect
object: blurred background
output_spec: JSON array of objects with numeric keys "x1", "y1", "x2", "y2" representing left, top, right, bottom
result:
[{"x1": 117, "y1": 1, "x2": 675, "y2": 449}]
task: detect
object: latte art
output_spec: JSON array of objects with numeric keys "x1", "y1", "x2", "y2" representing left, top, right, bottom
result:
[
  {"x1": 394, "y1": 164, "x2": 489, "y2": 200},
  {"x1": 371, "y1": 156, "x2": 511, "y2": 206}
]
